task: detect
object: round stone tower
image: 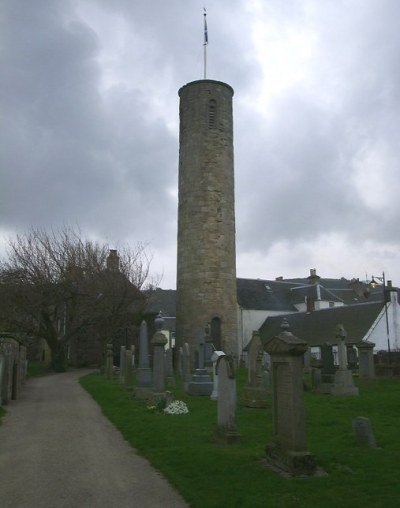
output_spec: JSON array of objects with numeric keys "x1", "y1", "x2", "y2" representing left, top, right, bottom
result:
[{"x1": 176, "y1": 79, "x2": 238, "y2": 361}]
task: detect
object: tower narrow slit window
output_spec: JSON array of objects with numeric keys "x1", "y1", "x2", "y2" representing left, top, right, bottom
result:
[{"x1": 209, "y1": 99, "x2": 217, "y2": 128}]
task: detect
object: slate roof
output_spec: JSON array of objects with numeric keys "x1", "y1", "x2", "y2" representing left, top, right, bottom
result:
[
  {"x1": 236, "y1": 276, "x2": 379, "y2": 310},
  {"x1": 145, "y1": 288, "x2": 177, "y2": 317},
  {"x1": 257, "y1": 301, "x2": 384, "y2": 348}
]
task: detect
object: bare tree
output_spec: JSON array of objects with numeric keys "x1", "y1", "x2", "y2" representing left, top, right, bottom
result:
[{"x1": 0, "y1": 226, "x2": 159, "y2": 371}]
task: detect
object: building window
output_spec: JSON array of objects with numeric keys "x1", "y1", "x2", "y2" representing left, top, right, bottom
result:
[{"x1": 209, "y1": 99, "x2": 216, "y2": 128}]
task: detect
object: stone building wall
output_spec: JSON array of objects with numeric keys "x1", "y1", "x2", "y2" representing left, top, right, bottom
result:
[{"x1": 176, "y1": 80, "x2": 238, "y2": 361}]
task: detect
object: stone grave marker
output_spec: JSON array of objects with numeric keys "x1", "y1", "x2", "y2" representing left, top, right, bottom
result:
[
  {"x1": 352, "y1": 417, "x2": 377, "y2": 448},
  {"x1": 357, "y1": 341, "x2": 375, "y2": 379},
  {"x1": 241, "y1": 331, "x2": 268, "y2": 408},
  {"x1": 182, "y1": 342, "x2": 191, "y2": 391},
  {"x1": 210, "y1": 350, "x2": 225, "y2": 400},
  {"x1": 125, "y1": 349, "x2": 133, "y2": 387},
  {"x1": 119, "y1": 346, "x2": 126, "y2": 384},
  {"x1": 215, "y1": 354, "x2": 240, "y2": 443},
  {"x1": 331, "y1": 325, "x2": 359, "y2": 396},
  {"x1": 188, "y1": 333, "x2": 213, "y2": 396},
  {"x1": 152, "y1": 312, "x2": 168, "y2": 395},
  {"x1": 135, "y1": 320, "x2": 152, "y2": 398},
  {"x1": 264, "y1": 319, "x2": 317, "y2": 476},
  {"x1": 165, "y1": 348, "x2": 175, "y2": 386},
  {"x1": 105, "y1": 343, "x2": 113, "y2": 379}
]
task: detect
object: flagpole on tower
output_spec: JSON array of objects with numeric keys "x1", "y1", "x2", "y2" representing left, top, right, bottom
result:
[{"x1": 203, "y1": 7, "x2": 208, "y2": 79}]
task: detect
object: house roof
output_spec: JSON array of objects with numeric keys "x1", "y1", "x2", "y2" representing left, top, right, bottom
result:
[
  {"x1": 257, "y1": 301, "x2": 384, "y2": 348},
  {"x1": 145, "y1": 288, "x2": 177, "y2": 317}
]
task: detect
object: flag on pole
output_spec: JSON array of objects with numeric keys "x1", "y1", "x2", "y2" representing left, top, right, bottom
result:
[{"x1": 204, "y1": 8, "x2": 208, "y2": 45}]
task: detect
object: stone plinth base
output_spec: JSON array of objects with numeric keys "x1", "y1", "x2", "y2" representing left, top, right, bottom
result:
[
  {"x1": 331, "y1": 370, "x2": 359, "y2": 396},
  {"x1": 188, "y1": 368, "x2": 213, "y2": 396},
  {"x1": 134, "y1": 386, "x2": 153, "y2": 399},
  {"x1": 266, "y1": 442, "x2": 317, "y2": 477},
  {"x1": 241, "y1": 386, "x2": 269, "y2": 408},
  {"x1": 214, "y1": 426, "x2": 241, "y2": 444}
]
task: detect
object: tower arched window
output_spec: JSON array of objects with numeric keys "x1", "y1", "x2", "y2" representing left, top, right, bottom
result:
[{"x1": 208, "y1": 99, "x2": 217, "y2": 128}]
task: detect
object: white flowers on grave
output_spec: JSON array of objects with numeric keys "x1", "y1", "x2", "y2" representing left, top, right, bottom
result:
[{"x1": 163, "y1": 400, "x2": 189, "y2": 415}]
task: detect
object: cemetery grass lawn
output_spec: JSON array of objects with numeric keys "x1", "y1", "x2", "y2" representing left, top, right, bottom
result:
[{"x1": 80, "y1": 371, "x2": 400, "y2": 508}]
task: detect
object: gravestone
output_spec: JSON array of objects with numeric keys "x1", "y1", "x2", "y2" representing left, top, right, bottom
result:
[
  {"x1": 165, "y1": 348, "x2": 175, "y2": 386},
  {"x1": 215, "y1": 355, "x2": 240, "y2": 443},
  {"x1": 264, "y1": 320, "x2": 316, "y2": 476},
  {"x1": 316, "y1": 343, "x2": 336, "y2": 394},
  {"x1": 119, "y1": 346, "x2": 126, "y2": 384},
  {"x1": 188, "y1": 333, "x2": 213, "y2": 396},
  {"x1": 125, "y1": 349, "x2": 133, "y2": 387},
  {"x1": 241, "y1": 331, "x2": 269, "y2": 408},
  {"x1": 177, "y1": 346, "x2": 183, "y2": 377},
  {"x1": 204, "y1": 325, "x2": 215, "y2": 369},
  {"x1": 331, "y1": 325, "x2": 359, "y2": 396},
  {"x1": 357, "y1": 341, "x2": 375, "y2": 378},
  {"x1": 105, "y1": 343, "x2": 113, "y2": 379},
  {"x1": 135, "y1": 320, "x2": 152, "y2": 398},
  {"x1": 210, "y1": 350, "x2": 225, "y2": 400},
  {"x1": 152, "y1": 312, "x2": 168, "y2": 395},
  {"x1": 352, "y1": 417, "x2": 377, "y2": 447},
  {"x1": 131, "y1": 345, "x2": 135, "y2": 369},
  {"x1": 182, "y1": 343, "x2": 191, "y2": 391}
]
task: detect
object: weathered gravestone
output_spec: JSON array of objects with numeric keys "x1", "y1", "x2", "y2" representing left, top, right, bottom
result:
[
  {"x1": 135, "y1": 320, "x2": 152, "y2": 399},
  {"x1": 241, "y1": 331, "x2": 269, "y2": 408},
  {"x1": 165, "y1": 348, "x2": 175, "y2": 386},
  {"x1": 125, "y1": 349, "x2": 133, "y2": 387},
  {"x1": 204, "y1": 325, "x2": 215, "y2": 369},
  {"x1": 264, "y1": 320, "x2": 317, "y2": 476},
  {"x1": 152, "y1": 312, "x2": 168, "y2": 395},
  {"x1": 182, "y1": 342, "x2": 191, "y2": 392},
  {"x1": 105, "y1": 343, "x2": 113, "y2": 379},
  {"x1": 119, "y1": 346, "x2": 126, "y2": 384},
  {"x1": 316, "y1": 343, "x2": 336, "y2": 394},
  {"x1": 352, "y1": 417, "x2": 377, "y2": 448},
  {"x1": 210, "y1": 350, "x2": 225, "y2": 400},
  {"x1": 331, "y1": 325, "x2": 359, "y2": 396},
  {"x1": 188, "y1": 333, "x2": 213, "y2": 396},
  {"x1": 357, "y1": 341, "x2": 375, "y2": 379},
  {"x1": 215, "y1": 354, "x2": 240, "y2": 444}
]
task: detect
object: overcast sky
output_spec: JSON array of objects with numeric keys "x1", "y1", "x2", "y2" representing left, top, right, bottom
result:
[{"x1": 1, "y1": 0, "x2": 400, "y2": 289}]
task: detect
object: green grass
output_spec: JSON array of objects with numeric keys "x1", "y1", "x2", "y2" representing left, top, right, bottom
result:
[{"x1": 80, "y1": 371, "x2": 400, "y2": 508}]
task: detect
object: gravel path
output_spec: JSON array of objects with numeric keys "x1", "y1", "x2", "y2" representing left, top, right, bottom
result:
[{"x1": 0, "y1": 370, "x2": 189, "y2": 508}]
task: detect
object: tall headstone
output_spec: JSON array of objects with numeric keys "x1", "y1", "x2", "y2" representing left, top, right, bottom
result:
[
  {"x1": 215, "y1": 355, "x2": 240, "y2": 443},
  {"x1": 105, "y1": 343, "x2": 113, "y2": 379},
  {"x1": 152, "y1": 312, "x2": 168, "y2": 395},
  {"x1": 125, "y1": 349, "x2": 133, "y2": 387},
  {"x1": 357, "y1": 341, "x2": 375, "y2": 378},
  {"x1": 241, "y1": 331, "x2": 269, "y2": 408},
  {"x1": 210, "y1": 350, "x2": 225, "y2": 400},
  {"x1": 188, "y1": 333, "x2": 213, "y2": 396},
  {"x1": 264, "y1": 320, "x2": 316, "y2": 476},
  {"x1": 182, "y1": 342, "x2": 191, "y2": 391},
  {"x1": 119, "y1": 346, "x2": 126, "y2": 384},
  {"x1": 165, "y1": 348, "x2": 175, "y2": 386},
  {"x1": 136, "y1": 320, "x2": 152, "y2": 390},
  {"x1": 316, "y1": 343, "x2": 336, "y2": 394},
  {"x1": 331, "y1": 325, "x2": 359, "y2": 396},
  {"x1": 176, "y1": 79, "x2": 238, "y2": 363}
]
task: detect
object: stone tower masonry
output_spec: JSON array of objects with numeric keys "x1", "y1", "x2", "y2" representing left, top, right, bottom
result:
[{"x1": 176, "y1": 79, "x2": 238, "y2": 362}]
